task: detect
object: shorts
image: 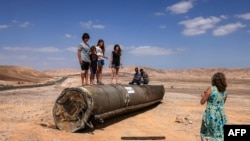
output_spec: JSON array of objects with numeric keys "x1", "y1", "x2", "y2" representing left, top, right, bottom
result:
[
  {"x1": 111, "y1": 64, "x2": 120, "y2": 69},
  {"x1": 81, "y1": 61, "x2": 90, "y2": 71},
  {"x1": 98, "y1": 60, "x2": 104, "y2": 66}
]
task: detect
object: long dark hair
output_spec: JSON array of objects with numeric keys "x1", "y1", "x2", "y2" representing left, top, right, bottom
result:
[
  {"x1": 211, "y1": 72, "x2": 227, "y2": 92},
  {"x1": 97, "y1": 39, "x2": 105, "y2": 55},
  {"x1": 113, "y1": 44, "x2": 122, "y2": 55}
]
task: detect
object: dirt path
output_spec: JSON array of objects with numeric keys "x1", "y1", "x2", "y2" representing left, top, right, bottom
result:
[{"x1": 0, "y1": 75, "x2": 249, "y2": 141}]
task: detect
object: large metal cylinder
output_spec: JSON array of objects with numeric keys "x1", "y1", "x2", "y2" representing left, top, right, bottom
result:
[{"x1": 53, "y1": 84, "x2": 165, "y2": 132}]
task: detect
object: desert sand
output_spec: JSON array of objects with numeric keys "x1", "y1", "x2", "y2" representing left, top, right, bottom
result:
[{"x1": 0, "y1": 66, "x2": 250, "y2": 141}]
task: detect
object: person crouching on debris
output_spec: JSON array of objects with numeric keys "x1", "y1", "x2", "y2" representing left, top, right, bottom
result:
[
  {"x1": 89, "y1": 46, "x2": 98, "y2": 85},
  {"x1": 140, "y1": 68, "x2": 149, "y2": 84},
  {"x1": 129, "y1": 67, "x2": 141, "y2": 85}
]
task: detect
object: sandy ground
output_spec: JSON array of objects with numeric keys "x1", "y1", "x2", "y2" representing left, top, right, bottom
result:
[{"x1": 0, "y1": 68, "x2": 250, "y2": 141}]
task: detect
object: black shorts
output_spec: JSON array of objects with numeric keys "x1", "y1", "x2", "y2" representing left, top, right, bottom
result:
[
  {"x1": 111, "y1": 64, "x2": 120, "y2": 69},
  {"x1": 81, "y1": 61, "x2": 90, "y2": 71}
]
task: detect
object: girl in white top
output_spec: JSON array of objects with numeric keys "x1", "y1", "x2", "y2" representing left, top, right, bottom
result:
[{"x1": 96, "y1": 39, "x2": 108, "y2": 84}]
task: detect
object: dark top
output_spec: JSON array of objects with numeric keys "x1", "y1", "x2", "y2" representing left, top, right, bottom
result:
[
  {"x1": 112, "y1": 51, "x2": 121, "y2": 66},
  {"x1": 89, "y1": 54, "x2": 98, "y2": 70}
]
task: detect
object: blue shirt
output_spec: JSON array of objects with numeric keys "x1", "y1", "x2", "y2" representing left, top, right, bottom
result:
[{"x1": 134, "y1": 72, "x2": 141, "y2": 80}]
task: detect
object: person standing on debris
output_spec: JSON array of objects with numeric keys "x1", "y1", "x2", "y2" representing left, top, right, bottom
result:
[
  {"x1": 129, "y1": 67, "x2": 141, "y2": 85},
  {"x1": 110, "y1": 44, "x2": 122, "y2": 84},
  {"x1": 200, "y1": 72, "x2": 228, "y2": 141},
  {"x1": 89, "y1": 46, "x2": 98, "y2": 85},
  {"x1": 140, "y1": 68, "x2": 149, "y2": 84},
  {"x1": 77, "y1": 33, "x2": 91, "y2": 86},
  {"x1": 96, "y1": 39, "x2": 108, "y2": 85}
]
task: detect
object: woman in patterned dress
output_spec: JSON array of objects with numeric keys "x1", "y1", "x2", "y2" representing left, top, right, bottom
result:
[{"x1": 200, "y1": 72, "x2": 228, "y2": 141}]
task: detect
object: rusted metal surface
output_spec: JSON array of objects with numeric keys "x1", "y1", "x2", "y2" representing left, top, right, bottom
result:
[{"x1": 53, "y1": 84, "x2": 165, "y2": 132}]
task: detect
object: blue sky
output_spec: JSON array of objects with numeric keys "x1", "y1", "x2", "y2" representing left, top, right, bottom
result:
[{"x1": 0, "y1": 0, "x2": 250, "y2": 70}]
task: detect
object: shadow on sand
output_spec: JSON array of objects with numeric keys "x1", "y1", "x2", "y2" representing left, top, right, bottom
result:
[{"x1": 76, "y1": 102, "x2": 163, "y2": 134}]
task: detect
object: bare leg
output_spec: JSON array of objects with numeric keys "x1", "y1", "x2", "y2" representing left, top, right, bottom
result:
[
  {"x1": 111, "y1": 68, "x2": 115, "y2": 84},
  {"x1": 85, "y1": 70, "x2": 89, "y2": 85},
  {"x1": 97, "y1": 65, "x2": 103, "y2": 84},
  {"x1": 81, "y1": 72, "x2": 85, "y2": 86},
  {"x1": 99, "y1": 66, "x2": 103, "y2": 82},
  {"x1": 96, "y1": 73, "x2": 99, "y2": 84},
  {"x1": 90, "y1": 74, "x2": 93, "y2": 85},
  {"x1": 92, "y1": 75, "x2": 95, "y2": 85},
  {"x1": 96, "y1": 66, "x2": 99, "y2": 83},
  {"x1": 115, "y1": 68, "x2": 119, "y2": 84},
  {"x1": 92, "y1": 74, "x2": 96, "y2": 85}
]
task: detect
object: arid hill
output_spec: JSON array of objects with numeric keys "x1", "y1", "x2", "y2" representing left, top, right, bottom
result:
[
  {"x1": 80, "y1": 66, "x2": 250, "y2": 78},
  {"x1": 1, "y1": 65, "x2": 250, "y2": 87},
  {"x1": 0, "y1": 66, "x2": 53, "y2": 86}
]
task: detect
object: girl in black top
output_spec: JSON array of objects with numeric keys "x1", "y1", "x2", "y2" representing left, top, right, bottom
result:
[{"x1": 110, "y1": 44, "x2": 122, "y2": 84}]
